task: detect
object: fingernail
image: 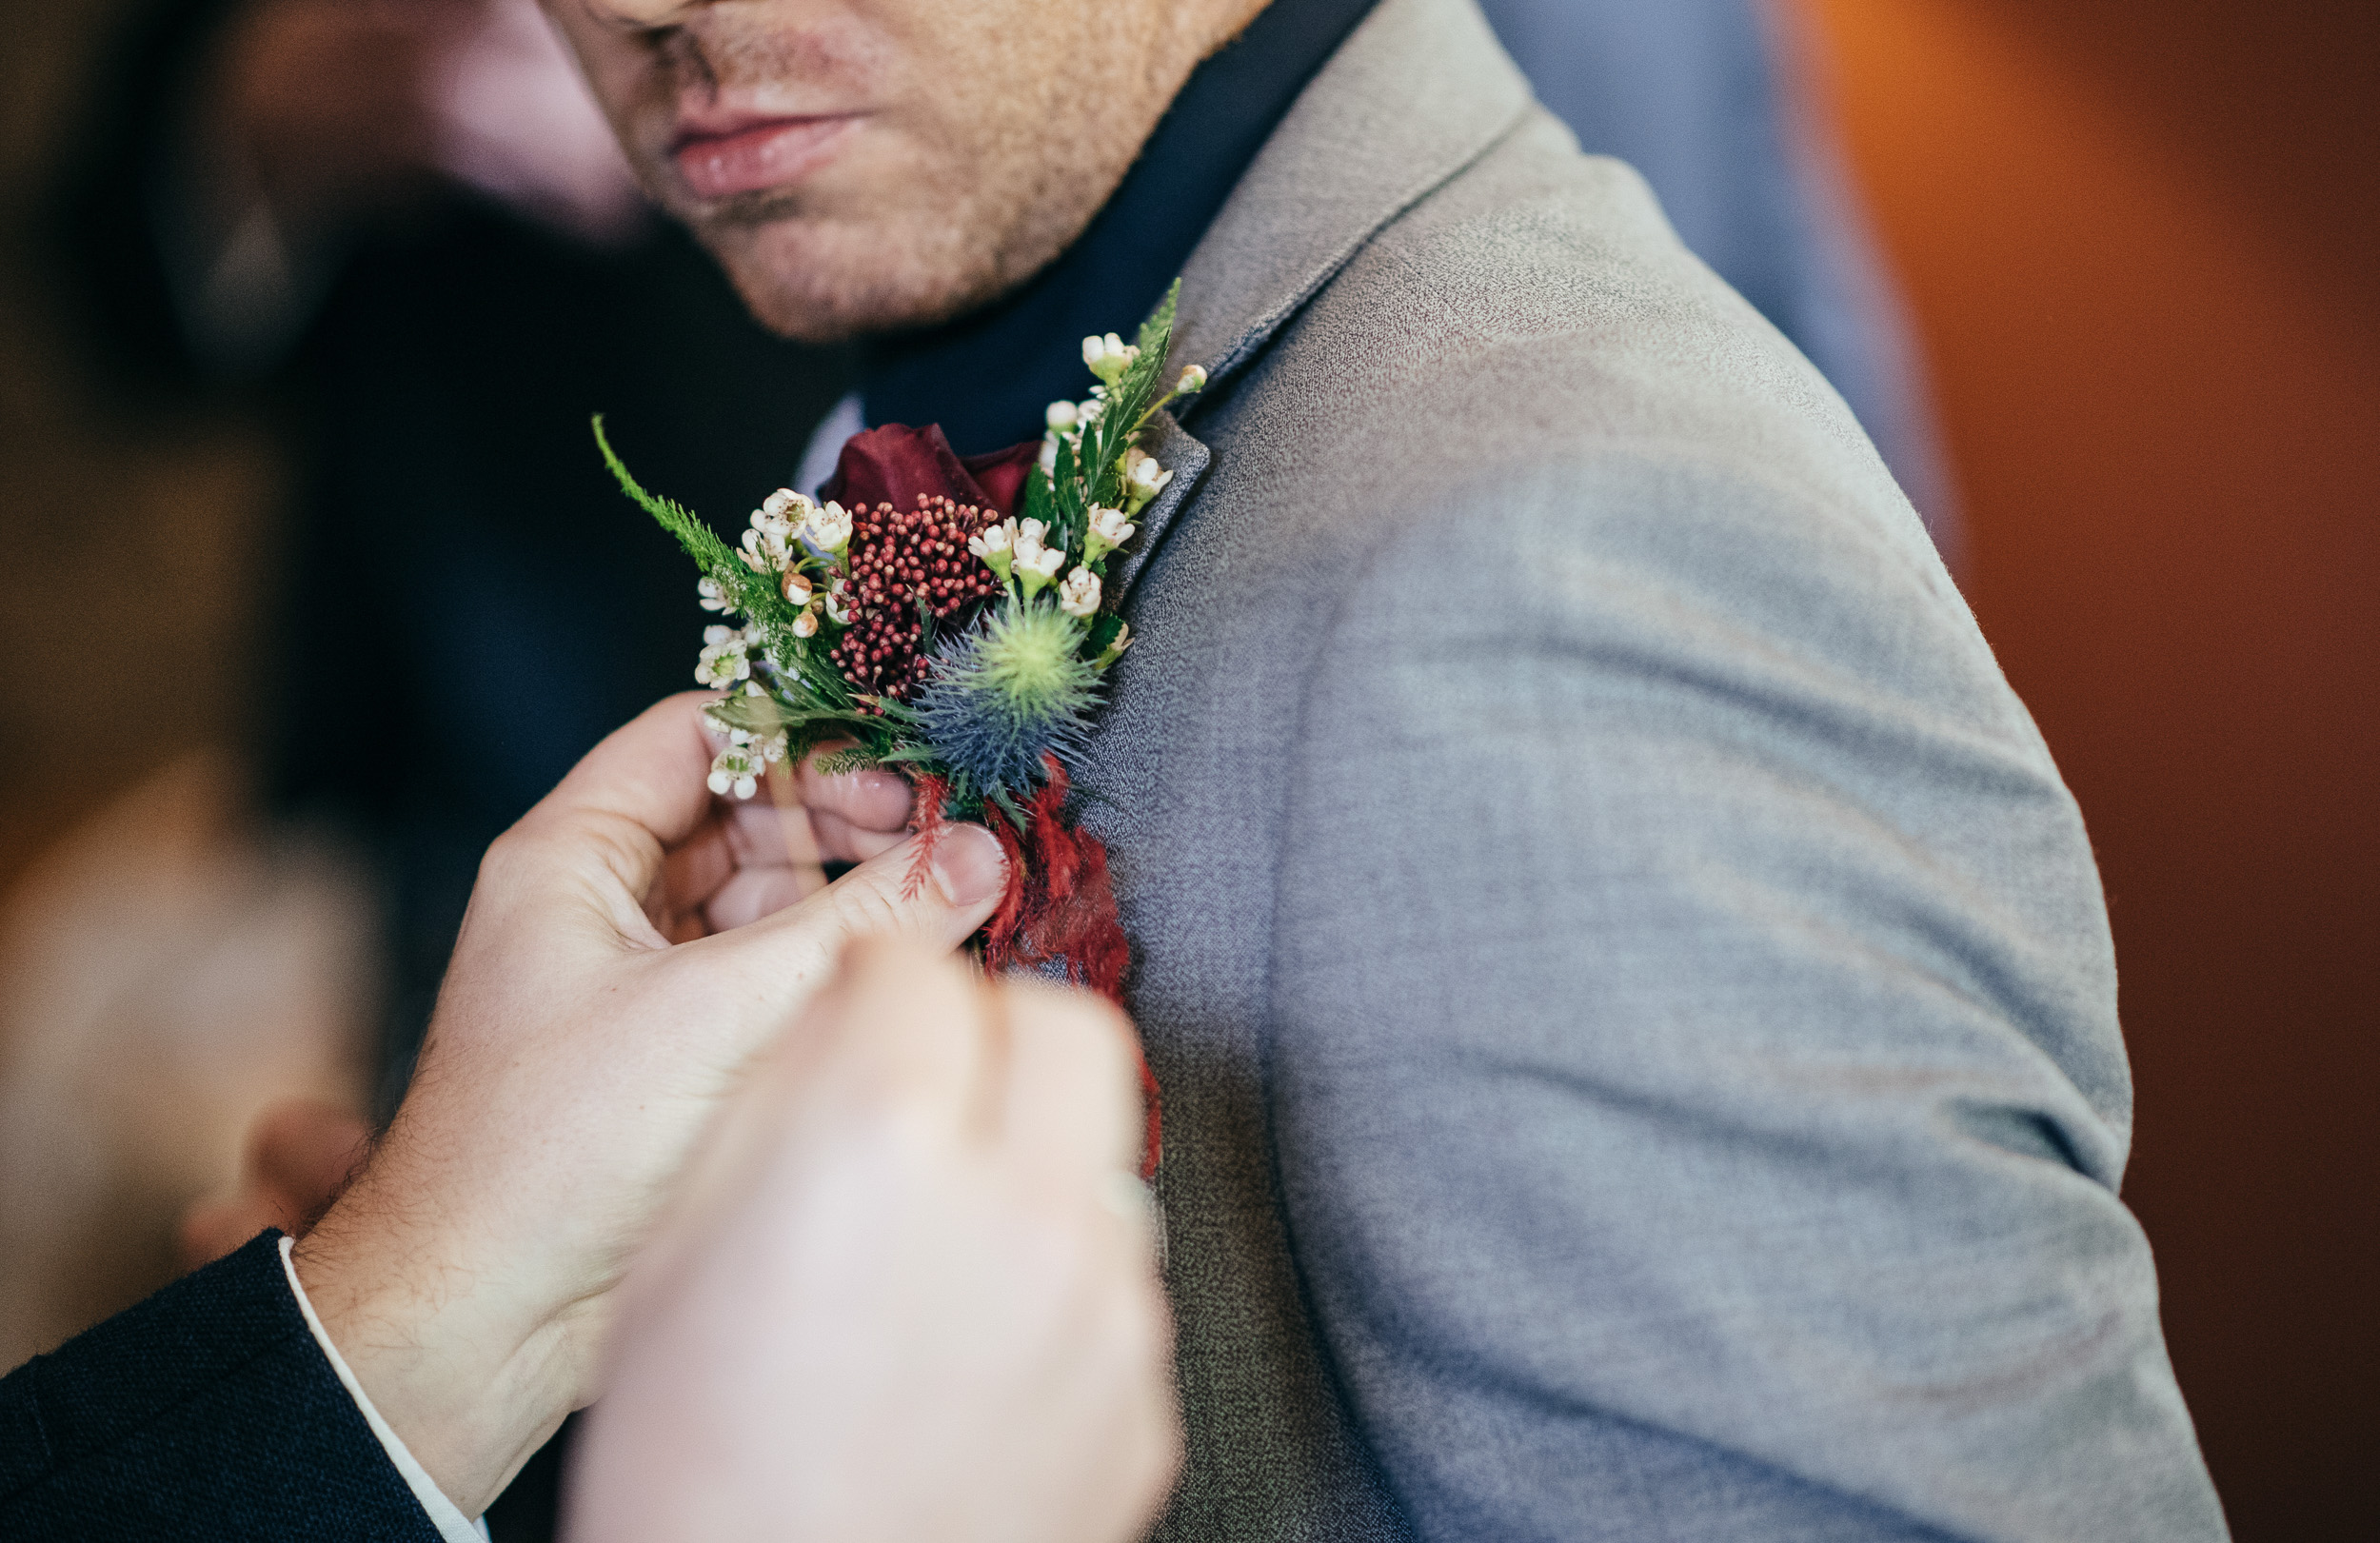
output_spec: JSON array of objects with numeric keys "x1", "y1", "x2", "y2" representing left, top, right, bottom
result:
[
  {"x1": 932, "y1": 823, "x2": 1008, "y2": 906},
  {"x1": 830, "y1": 764, "x2": 902, "y2": 799}
]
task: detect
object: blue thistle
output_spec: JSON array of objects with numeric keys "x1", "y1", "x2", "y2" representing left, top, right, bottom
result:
[{"x1": 915, "y1": 599, "x2": 1101, "y2": 792}]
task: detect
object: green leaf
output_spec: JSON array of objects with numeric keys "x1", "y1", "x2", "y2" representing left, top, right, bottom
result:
[
  {"x1": 595, "y1": 415, "x2": 797, "y2": 630},
  {"x1": 1134, "y1": 279, "x2": 1180, "y2": 360},
  {"x1": 1050, "y1": 434, "x2": 1088, "y2": 554},
  {"x1": 702, "y1": 693, "x2": 791, "y2": 735},
  {"x1": 986, "y1": 784, "x2": 1029, "y2": 834},
  {"x1": 1021, "y1": 463, "x2": 1059, "y2": 536},
  {"x1": 808, "y1": 746, "x2": 882, "y2": 779}
]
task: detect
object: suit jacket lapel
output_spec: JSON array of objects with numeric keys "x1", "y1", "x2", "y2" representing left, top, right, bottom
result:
[
  {"x1": 1117, "y1": 0, "x2": 1536, "y2": 604},
  {"x1": 1167, "y1": 0, "x2": 1538, "y2": 400},
  {"x1": 1109, "y1": 408, "x2": 1211, "y2": 606}
]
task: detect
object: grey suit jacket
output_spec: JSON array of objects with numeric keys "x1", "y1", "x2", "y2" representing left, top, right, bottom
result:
[{"x1": 1083, "y1": 1, "x2": 2229, "y2": 1539}]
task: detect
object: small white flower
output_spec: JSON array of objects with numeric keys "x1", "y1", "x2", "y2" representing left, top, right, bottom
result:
[
  {"x1": 804, "y1": 500, "x2": 851, "y2": 554},
  {"x1": 824, "y1": 580, "x2": 852, "y2": 625},
  {"x1": 1083, "y1": 331, "x2": 1140, "y2": 384},
  {"x1": 740, "y1": 526, "x2": 788, "y2": 572},
  {"x1": 762, "y1": 488, "x2": 811, "y2": 522},
  {"x1": 967, "y1": 518, "x2": 1017, "y2": 582},
  {"x1": 1014, "y1": 517, "x2": 1050, "y2": 566},
  {"x1": 696, "y1": 627, "x2": 753, "y2": 687},
  {"x1": 1176, "y1": 364, "x2": 1207, "y2": 394},
  {"x1": 782, "y1": 569, "x2": 815, "y2": 606},
  {"x1": 1038, "y1": 438, "x2": 1060, "y2": 476},
  {"x1": 1045, "y1": 400, "x2": 1081, "y2": 433},
  {"x1": 791, "y1": 608, "x2": 820, "y2": 639},
  {"x1": 1016, "y1": 543, "x2": 1065, "y2": 598},
  {"x1": 1121, "y1": 446, "x2": 1172, "y2": 511},
  {"x1": 697, "y1": 575, "x2": 736, "y2": 614},
  {"x1": 1082, "y1": 504, "x2": 1138, "y2": 562},
  {"x1": 706, "y1": 744, "x2": 763, "y2": 800},
  {"x1": 1058, "y1": 564, "x2": 1102, "y2": 618}
]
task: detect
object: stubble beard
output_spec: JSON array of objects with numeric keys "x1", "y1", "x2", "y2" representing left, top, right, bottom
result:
[{"x1": 677, "y1": 3, "x2": 1197, "y2": 345}]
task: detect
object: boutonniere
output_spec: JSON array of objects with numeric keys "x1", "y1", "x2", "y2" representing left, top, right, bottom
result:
[{"x1": 594, "y1": 285, "x2": 1200, "y2": 1169}]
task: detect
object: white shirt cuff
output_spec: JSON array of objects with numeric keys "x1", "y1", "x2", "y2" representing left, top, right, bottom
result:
[{"x1": 280, "y1": 1235, "x2": 491, "y2": 1543}]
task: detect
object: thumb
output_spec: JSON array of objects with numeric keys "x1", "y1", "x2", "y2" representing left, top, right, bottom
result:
[
  {"x1": 733, "y1": 820, "x2": 1011, "y2": 963},
  {"x1": 660, "y1": 823, "x2": 1009, "y2": 1089}
]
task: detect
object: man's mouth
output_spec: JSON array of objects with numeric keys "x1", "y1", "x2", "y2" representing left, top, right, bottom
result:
[{"x1": 670, "y1": 115, "x2": 862, "y2": 202}]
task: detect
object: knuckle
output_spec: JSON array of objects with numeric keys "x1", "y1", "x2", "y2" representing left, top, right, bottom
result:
[{"x1": 831, "y1": 874, "x2": 915, "y2": 937}]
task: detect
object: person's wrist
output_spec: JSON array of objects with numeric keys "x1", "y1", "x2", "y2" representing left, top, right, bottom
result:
[{"x1": 292, "y1": 1161, "x2": 585, "y2": 1518}]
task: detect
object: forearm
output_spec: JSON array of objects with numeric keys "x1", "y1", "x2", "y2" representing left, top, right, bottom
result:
[{"x1": 291, "y1": 1153, "x2": 585, "y2": 1518}]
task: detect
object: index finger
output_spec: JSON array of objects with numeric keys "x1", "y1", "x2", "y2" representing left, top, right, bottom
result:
[
  {"x1": 798, "y1": 743, "x2": 917, "y2": 834},
  {"x1": 992, "y1": 980, "x2": 1144, "y2": 1181}
]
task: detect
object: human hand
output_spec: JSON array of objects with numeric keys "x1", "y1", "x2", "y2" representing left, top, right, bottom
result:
[
  {"x1": 292, "y1": 693, "x2": 1007, "y2": 1516},
  {"x1": 565, "y1": 941, "x2": 1181, "y2": 1543}
]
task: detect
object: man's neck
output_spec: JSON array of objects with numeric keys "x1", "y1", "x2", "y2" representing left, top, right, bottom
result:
[{"x1": 859, "y1": 0, "x2": 1379, "y2": 456}]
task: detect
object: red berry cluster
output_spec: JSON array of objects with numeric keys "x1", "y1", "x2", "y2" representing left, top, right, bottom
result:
[{"x1": 829, "y1": 494, "x2": 1002, "y2": 702}]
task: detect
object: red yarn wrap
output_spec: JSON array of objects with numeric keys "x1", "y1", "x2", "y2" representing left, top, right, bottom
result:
[{"x1": 972, "y1": 757, "x2": 1160, "y2": 1178}]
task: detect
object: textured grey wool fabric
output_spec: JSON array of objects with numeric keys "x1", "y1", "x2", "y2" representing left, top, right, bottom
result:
[{"x1": 1072, "y1": 0, "x2": 2230, "y2": 1538}]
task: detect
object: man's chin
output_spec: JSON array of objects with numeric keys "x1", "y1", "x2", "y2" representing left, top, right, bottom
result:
[{"x1": 697, "y1": 211, "x2": 1013, "y2": 346}]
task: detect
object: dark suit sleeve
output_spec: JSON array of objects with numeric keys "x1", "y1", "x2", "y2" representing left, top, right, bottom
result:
[{"x1": 0, "y1": 1231, "x2": 441, "y2": 1540}]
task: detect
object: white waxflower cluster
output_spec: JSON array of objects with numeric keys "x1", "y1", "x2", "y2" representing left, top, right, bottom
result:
[
  {"x1": 722, "y1": 487, "x2": 852, "y2": 637},
  {"x1": 1083, "y1": 505, "x2": 1136, "y2": 563},
  {"x1": 1013, "y1": 518, "x2": 1067, "y2": 595},
  {"x1": 695, "y1": 625, "x2": 753, "y2": 687},
  {"x1": 1120, "y1": 446, "x2": 1171, "y2": 513},
  {"x1": 1039, "y1": 392, "x2": 1107, "y2": 475},
  {"x1": 967, "y1": 517, "x2": 1015, "y2": 579},
  {"x1": 1083, "y1": 331, "x2": 1140, "y2": 383},
  {"x1": 1057, "y1": 564, "x2": 1102, "y2": 619},
  {"x1": 699, "y1": 702, "x2": 790, "y2": 801},
  {"x1": 705, "y1": 743, "x2": 764, "y2": 800},
  {"x1": 1041, "y1": 343, "x2": 1205, "y2": 487},
  {"x1": 968, "y1": 512, "x2": 1106, "y2": 621}
]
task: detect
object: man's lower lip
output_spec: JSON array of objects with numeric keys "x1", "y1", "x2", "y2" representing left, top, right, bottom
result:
[{"x1": 673, "y1": 118, "x2": 857, "y2": 201}]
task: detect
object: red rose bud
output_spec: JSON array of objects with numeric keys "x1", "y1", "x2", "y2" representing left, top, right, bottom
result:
[{"x1": 819, "y1": 423, "x2": 1041, "y2": 521}]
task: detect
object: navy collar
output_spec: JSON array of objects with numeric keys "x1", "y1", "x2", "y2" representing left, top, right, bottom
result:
[{"x1": 860, "y1": 0, "x2": 1378, "y2": 455}]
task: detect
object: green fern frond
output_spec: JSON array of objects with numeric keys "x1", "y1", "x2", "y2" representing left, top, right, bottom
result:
[
  {"x1": 808, "y1": 747, "x2": 881, "y2": 779},
  {"x1": 595, "y1": 415, "x2": 792, "y2": 627},
  {"x1": 1134, "y1": 280, "x2": 1180, "y2": 360}
]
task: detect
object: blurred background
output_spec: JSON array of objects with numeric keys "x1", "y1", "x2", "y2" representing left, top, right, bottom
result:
[{"x1": 0, "y1": 0, "x2": 2370, "y2": 1538}]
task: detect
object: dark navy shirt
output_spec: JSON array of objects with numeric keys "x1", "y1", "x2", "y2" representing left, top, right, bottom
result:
[{"x1": 861, "y1": 0, "x2": 1381, "y2": 455}]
